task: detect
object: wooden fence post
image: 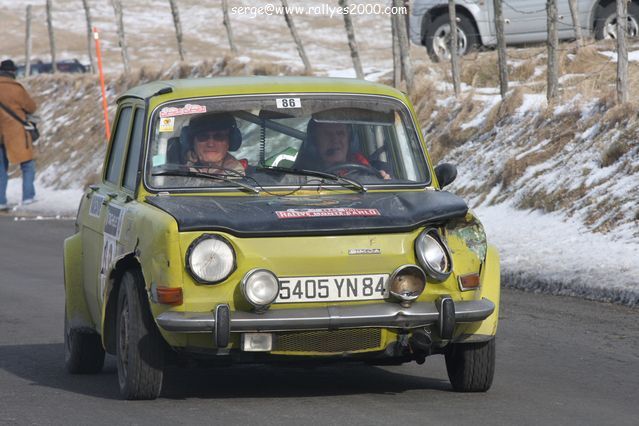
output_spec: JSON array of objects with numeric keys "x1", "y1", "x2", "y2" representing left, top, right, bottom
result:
[
  {"x1": 546, "y1": 0, "x2": 559, "y2": 101},
  {"x1": 82, "y1": 0, "x2": 96, "y2": 73},
  {"x1": 280, "y1": 0, "x2": 312, "y2": 74},
  {"x1": 46, "y1": 0, "x2": 57, "y2": 73},
  {"x1": 391, "y1": 12, "x2": 402, "y2": 88},
  {"x1": 617, "y1": 0, "x2": 629, "y2": 104},
  {"x1": 338, "y1": 0, "x2": 364, "y2": 79},
  {"x1": 169, "y1": 0, "x2": 186, "y2": 61},
  {"x1": 111, "y1": 0, "x2": 131, "y2": 75},
  {"x1": 25, "y1": 5, "x2": 32, "y2": 77},
  {"x1": 448, "y1": 0, "x2": 461, "y2": 96},
  {"x1": 568, "y1": 0, "x2": 584, "y2": 50},
  {"x1": 493, "y1": 0, "x2": 508, "y2": 99},
  {"x1": 221, "y1": 0, "x2": 238, "y2": 54},
  {"x1": 393, "y1": 0, "x2": 414, "y2": 94}
]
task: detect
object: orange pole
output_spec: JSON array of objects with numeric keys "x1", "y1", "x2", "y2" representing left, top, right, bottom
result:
[{"x1": 93, "y1": 27, "x2": 111, "y2": 142}]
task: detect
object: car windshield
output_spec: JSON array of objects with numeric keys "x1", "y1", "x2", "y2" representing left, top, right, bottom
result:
[{"x1": 145, "y1": 94, "x2": 430, "y2": 191}]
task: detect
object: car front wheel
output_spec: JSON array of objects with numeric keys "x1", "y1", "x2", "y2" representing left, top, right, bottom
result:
[
  {"x1": 116, "y1": 269, "x2": 165, "y2": 400},
  {"x1": 424, "y1": 13, "x2": 478, "y2": 62},
  {"x1": 445, "y1": 337, "x2": 495, "y2": 392},
  {"x1": 595, "y1": 3, "x2": 639, "y2": 40}
]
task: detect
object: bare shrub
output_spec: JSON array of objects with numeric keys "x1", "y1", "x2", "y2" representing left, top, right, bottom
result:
[
  {"x1": 500, "y1": 116, "x2": 576, "y2": 189},
  {"x1": 410, "y1": 78, "x2": 438, "y2": 123},
  {"x1": 482, "y1": 86, "x2": 525, "y2": 131},
  {"x1": 454, "y1": 91, "x2": 478, "y2": 123},
  {"x1": 518, "y1": 184, "x2": 588, "y2": 213},
  {"x1": 564, "y1": 45, "x2": 613, "y2": 75},
  {"x1": 460, "y1": 53, "x2": 499, "y2": 87},
  {"x1": 601, "y1": 140, "x2": 630, "y2": 167},
  {"x1": 430, "y1": 127, "x2": 476, "y2": 162},
  {"x1": 500, "y1": 157, "x2": 520, "y2": 188},
  {"x1": 596, "y1": 89, "x2": 618, "y2": 110},
  {"x1": 602, "y1": 102, "x2": 638, "y2": 127},
  {"x1": 510, "y1": 60, "x2": 536, "y2": 82}
]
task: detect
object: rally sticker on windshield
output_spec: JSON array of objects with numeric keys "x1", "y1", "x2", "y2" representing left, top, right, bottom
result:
[
  {"x1": 275, "y1": 98, "x2": 301, "y2": 108},
  {"x1": 159, "y1": 117, "x2": 175, "y2": 132},
  {"x1": 159, "y1": 104, "x2": 207, "y2": 118},
  {"x1": 275, "y1": 207, "x2": 381, "y2": 219}
]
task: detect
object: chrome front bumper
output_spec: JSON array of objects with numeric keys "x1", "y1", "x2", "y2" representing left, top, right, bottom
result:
[{"x1": 156, "y1": 298, "x2": 495, "y2": 333}]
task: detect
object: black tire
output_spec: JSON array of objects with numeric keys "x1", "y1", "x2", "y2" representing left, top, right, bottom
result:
[
  {"x1": 424, "y1": 13, "x2": 478, "y2": 63},
  {"x1": 116, "y1": 269, "x2": 165, "y2": 400},
  {"x1": 64, "y1": 308, "x2": 105, "y2": 374},
  {"x1": 594, "y1": 3, "x2": 639, "y2": 40},
  {"x1": 445, "y1": 338, "x2": 495, "y2": 392}
]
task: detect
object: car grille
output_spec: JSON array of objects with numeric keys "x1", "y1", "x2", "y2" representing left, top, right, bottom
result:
[{"x1": 273, "y1": 328, "x2": 382, "y2": 354}]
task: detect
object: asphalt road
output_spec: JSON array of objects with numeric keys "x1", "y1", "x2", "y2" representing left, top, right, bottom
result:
[{"x1": 0, "y1": 216, "x2": 638, "y2": 425}]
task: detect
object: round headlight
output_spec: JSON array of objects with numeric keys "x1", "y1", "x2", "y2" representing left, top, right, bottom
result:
[
  {"x1": 186, "y1": 235, "x2": 236, "y2": 283},
  {"x1": 242, "y1": 269, "x2": 280, "y2": 310},
  {"x1": 389, "y1": 265, "x2": 427, "y2": 306},
  {"x1": 415, "y1": 229, "x2": 452, "y2": 281}
]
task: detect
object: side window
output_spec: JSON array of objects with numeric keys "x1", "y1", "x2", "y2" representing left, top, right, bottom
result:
[
  {"x1": 123, "y1": 108, "x2": 146, "y2": 191},
  {"x1": 105, "y1": 107, "x2": 133, "y2": 184}
]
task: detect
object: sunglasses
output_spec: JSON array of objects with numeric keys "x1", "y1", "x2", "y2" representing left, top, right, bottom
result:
[{"x1": 195, "y1": 130, "x2": 229, "y2": 142}]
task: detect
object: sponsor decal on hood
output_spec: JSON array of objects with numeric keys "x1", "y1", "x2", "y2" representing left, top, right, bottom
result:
[{"x1": 275, "y1": 207, "x2": 380, "y2": 219}]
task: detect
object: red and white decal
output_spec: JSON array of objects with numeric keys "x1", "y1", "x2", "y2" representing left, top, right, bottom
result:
[
  {"x1": 159, "y1": 104, "x2": 207, "y2": 118},
  {"x1": 275, "y1": 207, "x2": 381, "y2": 219}
]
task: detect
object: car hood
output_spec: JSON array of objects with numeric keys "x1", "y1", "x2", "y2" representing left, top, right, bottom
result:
[{"x1": 145, "y1": 190, "x2": 468, "y2": 237}]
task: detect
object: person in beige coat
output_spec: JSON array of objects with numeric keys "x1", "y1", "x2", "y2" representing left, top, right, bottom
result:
[{"x1": 0, "y1": 59, "x2": 37, "y2": 211}]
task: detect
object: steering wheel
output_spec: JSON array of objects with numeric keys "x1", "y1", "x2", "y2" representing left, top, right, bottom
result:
[{"x1": 325, "y1": 162, "x2": 383, "y2": 178}]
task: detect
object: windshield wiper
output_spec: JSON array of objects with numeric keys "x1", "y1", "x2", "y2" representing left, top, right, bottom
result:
[
  {"x1": 257, "y1": 166, "x2": 367, "y2": 193},
  {"x1": 152, "y1": 169, "x2": 260, "y2": 194}
]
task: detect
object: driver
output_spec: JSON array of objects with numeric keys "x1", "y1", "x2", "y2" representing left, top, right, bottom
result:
[
  {"x1": 302, "y1": 120, "x2": 390, "y2": 179},
  {"x1": 185, "y1": 112, "x2": 245, "y2": 175}
]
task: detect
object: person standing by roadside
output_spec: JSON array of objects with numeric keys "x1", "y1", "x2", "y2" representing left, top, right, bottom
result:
[{"x1": 0, "y1": 59, "x2": 37, "y2": 211}]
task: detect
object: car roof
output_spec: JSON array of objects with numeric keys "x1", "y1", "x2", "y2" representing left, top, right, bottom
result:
[{"x1": 118, "y1": 76, "x2": 408, "y2": 105}]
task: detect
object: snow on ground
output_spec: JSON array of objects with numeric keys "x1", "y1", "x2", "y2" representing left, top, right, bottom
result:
[
  {"x1": 599, "y1": 50, "x2": 639, "y2": 62},
  {"x1": 476, "y1": 204, "x2": 639, "y2": 307},
  {"x1": 4, "y1": 177, "x2": 83, "y2": 219}
]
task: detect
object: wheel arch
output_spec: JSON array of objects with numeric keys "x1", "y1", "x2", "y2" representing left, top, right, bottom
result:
[{"x1": 102, "y1": 254, "x2": 143, "y2": 354}]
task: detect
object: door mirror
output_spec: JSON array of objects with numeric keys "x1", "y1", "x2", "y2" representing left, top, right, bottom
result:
[{"x1": 434, "y1": 163, "x2": 457, "y2": 189}]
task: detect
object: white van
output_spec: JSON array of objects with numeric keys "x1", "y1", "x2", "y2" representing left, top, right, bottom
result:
[{"x1": 409, "y1": 0, "x2": 639, "y2": 61}]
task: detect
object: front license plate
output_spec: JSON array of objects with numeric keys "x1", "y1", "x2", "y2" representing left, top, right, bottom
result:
[{"x1": 275, "y1": 274, "x2": 389, "y2": 303}]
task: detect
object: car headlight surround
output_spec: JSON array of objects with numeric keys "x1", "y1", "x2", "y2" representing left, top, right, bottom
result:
[
  {"x1": 241, "y1": 269, "x2": 280, "y2": 310},
  {"x1": 388, "y1": 265, "x2": 427, "y2": 306},
  {"x1": 415, "y1": 228, "x2": 453, "y2": 282},
  {"x1": 186, "y1": 234, "x2": 236, "y2": 284}
]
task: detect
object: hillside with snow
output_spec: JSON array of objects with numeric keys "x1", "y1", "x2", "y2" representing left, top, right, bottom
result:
[{"x1": 1, "y1": 1, "x2": 637, "y2": 306}]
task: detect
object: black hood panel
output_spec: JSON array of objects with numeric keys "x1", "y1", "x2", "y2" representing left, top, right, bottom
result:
[{"x1": 145, "y1": 191, "x2": 468, "y2": 237}]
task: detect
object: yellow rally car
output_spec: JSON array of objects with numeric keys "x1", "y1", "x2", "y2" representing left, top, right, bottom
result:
[{"x1": 64, "y1": 77, "x2": 500, "y2": 400}]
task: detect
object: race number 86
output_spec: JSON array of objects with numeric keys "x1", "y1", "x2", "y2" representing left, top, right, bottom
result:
[{"x1": 276, "y1": 98, "x2": 301, "y2": 108}]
